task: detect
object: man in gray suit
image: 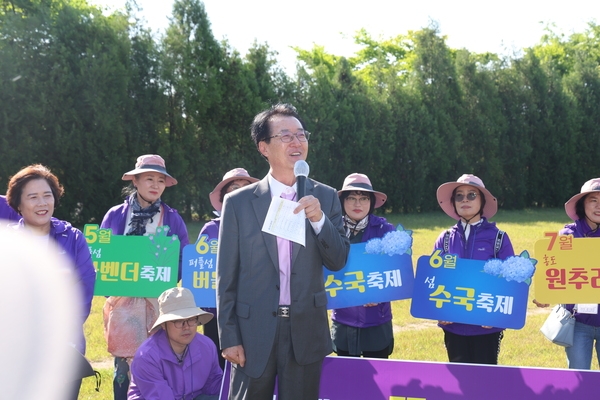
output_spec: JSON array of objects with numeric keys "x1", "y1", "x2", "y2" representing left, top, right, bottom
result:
[{"x1": 217, "y1": 104, "x2": 350, "y2": 399}]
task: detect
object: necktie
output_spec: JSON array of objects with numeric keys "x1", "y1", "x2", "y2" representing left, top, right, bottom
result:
[{"x1": 277, "y1": 189, "x2": 296, "y2": 305}]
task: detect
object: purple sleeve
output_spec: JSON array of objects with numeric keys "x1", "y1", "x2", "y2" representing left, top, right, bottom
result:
[
  {"x1": 433, "y1": 230, "x2": 446, "y2": 252},
  {"x1": 162, "y1": 207, "x2": 188, "y2": 249},
  {"x1": 202, "y1": 343, "x2": 224, "y2": 395},
  {"x1": 381, "y1": 221, "x2": 395, "y2": 235},
  {"x1": 129, "y1": 352, "x2": 176, "y2": 400},
  {"x1": 198, "y1": 220, "x2": 220, "y2": 241},
  {"x1": 0, "y1": 196, "x2": 20, "y2": 222},
  {"x1": 73, "y1": 229, "x2": 97, "y2": 324},
  {"x1": 496, "y1": 232, "x2": 515, "y2": 260},
  {"x1": 559, "y1": 226, "x2": 576, "y2": 236},
  {"x1": 100, "y1": 203, "x2": 126, "y2": 234}
]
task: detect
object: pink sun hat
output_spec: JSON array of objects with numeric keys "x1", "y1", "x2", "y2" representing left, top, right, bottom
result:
[
  {"x1": 564, "y1": 178, "x2": 600, "y2": 221},
  {"x1": 122, "y1": 154, "x2": 177, "y2": 187},
  {"x1": 209, "y1": 168, "x2": 259, "y2": 212},
  {"x1": 436, "y1": 174, "x2": 498, "y2": 219},
  {"x1": 338, "y1": 173, "x2": 387, "y2": 209}
]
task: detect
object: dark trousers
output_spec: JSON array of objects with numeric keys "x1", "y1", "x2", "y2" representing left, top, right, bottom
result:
[
  {"x1": 335, "y1": 347, "x2": 390, "y2": 359},
  {"x1": 113, "y1": 357, "x2": 130, "y2": 399},
  {"x1": 229, "y1": 316, "x2": 323, "y2": 400},
  {"x1": 444, "y1": 330, "x2": 504, "y2": 364}
]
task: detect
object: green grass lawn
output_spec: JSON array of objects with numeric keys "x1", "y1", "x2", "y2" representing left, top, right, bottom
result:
[{"x1": 78, "y1": 208, "x2": 597, "y2": 399}]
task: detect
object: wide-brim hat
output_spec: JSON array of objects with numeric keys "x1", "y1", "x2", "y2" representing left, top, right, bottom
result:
[
  {"x1": 564, "y1": 178, "x2": 600, "y2": 221},
  {"x1": 150, "y1": 287, "x2": 213, "y2": 331},
  {"x1": 338, "y1": 173, "x2": 387, "y2": 209},
  {"x1": 209, "y1": 168, "x2": 259, "y2": 212},
  {"x1": 122, "y1": 154, "x2": 177, "y2": 187},
  {"x1": 437, "y1": 174, "x2": 498, "y2": 219}
]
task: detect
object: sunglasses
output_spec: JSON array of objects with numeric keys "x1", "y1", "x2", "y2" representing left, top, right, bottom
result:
[{"x1": 454, "y1": 192, "x2": 478, "y2": 202}]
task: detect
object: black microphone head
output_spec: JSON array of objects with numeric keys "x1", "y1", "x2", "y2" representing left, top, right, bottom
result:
[{"x1": 294, "y1": 160, "x2": 310, "y2": 178}]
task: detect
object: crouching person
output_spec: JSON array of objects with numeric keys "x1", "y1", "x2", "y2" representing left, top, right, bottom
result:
[{"x1": 128, "y1": 287, "x2": 223, "y2": 400}]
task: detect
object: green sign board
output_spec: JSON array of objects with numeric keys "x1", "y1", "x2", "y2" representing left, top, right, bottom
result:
[{"x1": 85, "y1": 224, "x2": 179, "y2": 297}]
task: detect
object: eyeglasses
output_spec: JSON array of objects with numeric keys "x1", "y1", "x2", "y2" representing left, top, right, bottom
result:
[
  {"x1": 226, "y1": 181, "x2": 250, "y2": 194},
  {"x1": 345, "y1": 196, "x2": 370, "y2": 205},
  {"x1": 454, "y1": 192, "x2": 478, "y2": 202},
  {"x1": 171, "y1": 316, "x2": 200, "y2": 329},
  {"x1": 265, "y1": 129, "x2": 310, "y2": 143}
]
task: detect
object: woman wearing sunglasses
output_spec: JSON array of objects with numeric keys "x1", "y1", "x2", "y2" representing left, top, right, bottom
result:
[{"x1": 434, "y1": 174, "x2": 515, "y2": 364}]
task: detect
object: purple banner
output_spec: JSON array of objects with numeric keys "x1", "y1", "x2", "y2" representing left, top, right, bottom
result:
[{"x1": 220, "y1": 356, "x2": 599, "y2": 399}]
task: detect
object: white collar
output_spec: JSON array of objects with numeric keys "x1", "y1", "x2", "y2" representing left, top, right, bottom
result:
[
  {"x1": 460, "y1": 219, "x2": 483, "y2": 229},
  {"x1": 267, "y1": 173, "x2": 297, "y2": 198}
]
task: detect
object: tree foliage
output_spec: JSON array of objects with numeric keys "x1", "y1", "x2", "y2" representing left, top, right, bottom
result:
[{"x1": 1, "y1": 1, "x2": 599, "y2": 226}]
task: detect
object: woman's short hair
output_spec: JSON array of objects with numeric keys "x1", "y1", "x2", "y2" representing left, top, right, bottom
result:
[
  {"x1": 339, "y1": 190, "x2": 376, "y2": 216},
  {"x1": 6, "y1": 164, "x2": 64, "y2": 212},
  {"x1": 575, "y1": 194, "x2": 589, "y2": 221}
]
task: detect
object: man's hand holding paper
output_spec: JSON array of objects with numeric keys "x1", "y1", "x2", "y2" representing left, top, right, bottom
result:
[
  {"x1": 295, "y1": 195, "x2": 323, "y2": 223},
  {"x1": 262, "y1": 197, "x2": 306, "y2": 246}
]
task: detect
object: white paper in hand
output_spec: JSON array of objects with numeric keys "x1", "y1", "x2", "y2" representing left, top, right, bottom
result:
[{"x1": 262, "y1": 197, "x2": 306, "y2": 246}]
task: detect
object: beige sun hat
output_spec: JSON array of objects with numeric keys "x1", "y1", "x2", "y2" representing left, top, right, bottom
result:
[
  {"x1": 436, "y1": 174, "x2": 498, "y2": 219},
  {"x1": 338, "y1": 173, "x2": 387, "y2": 209},
  {"x1": 150, "y1": 287, "x2": 213, "y2": 331},
  {"x1": 209, "y1": 168, "x2": 259, "y2": 212},
  {"x1": 564, "y1": 178, "x2": 600, "y2": 221},
  {"x1": 122, "y1": 154, "x2": 177, "y2": 187}
]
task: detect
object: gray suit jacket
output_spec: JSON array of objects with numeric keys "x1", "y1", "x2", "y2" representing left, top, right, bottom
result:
[{"x1": 216, "y1": 176, "x2": 349, "y2": 378}]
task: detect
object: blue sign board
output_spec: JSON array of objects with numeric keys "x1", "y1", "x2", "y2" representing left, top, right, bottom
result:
[
  {"x1": 324, "y1": 242, "x2": 414, "y2": 309},
  {"x1": 410, "y1": 251, "x2": 532, "y2": 329},
  {"x1": 184, "y1": 226, "x2": 417, "y2": 310},
  {"x1": 182, "y1": 235, "x2": 217, "y2": 308}
]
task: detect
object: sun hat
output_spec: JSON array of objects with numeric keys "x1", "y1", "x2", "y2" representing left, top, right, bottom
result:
[
  {"x1": 338, "y1": 173, "x2": 387, "y2": 209},
  {"x1": 122, "y1": 154, "x2": 177, "y2": 187},
  {"x1": 436, "y1": 174, "x2": 498, "y2": 219},
  {"x1": 150, "y1": 287, "x2": 213, "y2": 331},
  {"x1": 564, "y1": 178, "x2": 600, "y2": 221},
  {"x1": 209, "y1": 168, "x2": 259, "y2": 212}
]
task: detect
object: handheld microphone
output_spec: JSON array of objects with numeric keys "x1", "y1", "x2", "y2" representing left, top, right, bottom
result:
[{"x1": 294, "y1": 160, "x2": 310, "y2": 200}]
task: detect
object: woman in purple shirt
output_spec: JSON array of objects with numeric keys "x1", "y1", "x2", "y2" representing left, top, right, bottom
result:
[
  {"x1": 434, "y1": 174, "x2": 515, "y2": 364},
  {"x1": 101, "y1": 155, "x2": 189, "y2": 400},
  {"x1": 6, "y1": 164, "x2": 96, "y2": 399},
  {"x1": 559, "y1": 178, "x2": 600, "y2": 369},
  {"x1": 331, "y1": 173, "x2": 395, "y2": 358}
]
